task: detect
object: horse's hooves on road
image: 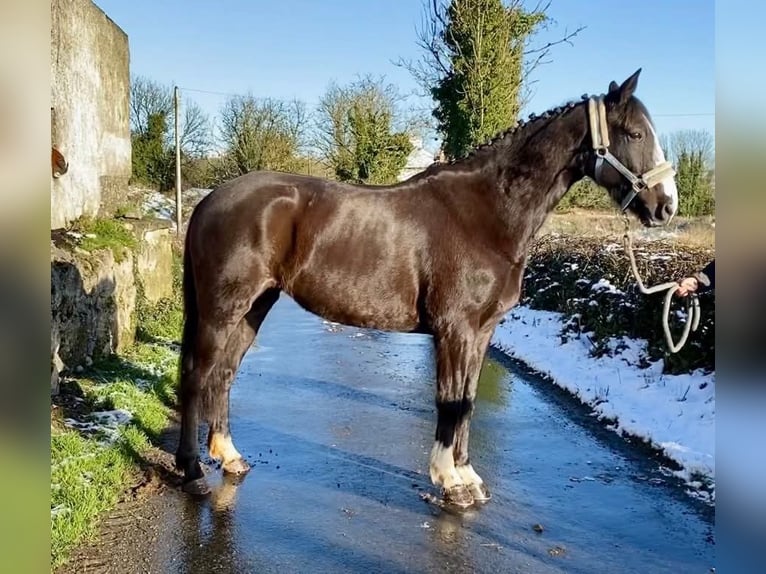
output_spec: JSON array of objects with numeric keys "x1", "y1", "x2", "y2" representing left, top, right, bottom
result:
[
  {"x1": 222, "y1": 457, "x2": 251, "y2": 476},
  {"x1": 420, "y1": 490, "x2": 482, "y2": 516},
  {"x1": 444, "y1": 485, "x2": 475, "y2": 508},
  {"x1": 182, "y1": 477, "x2": 211, "y2": 496},
  {"x1": 469, "y1": 483, "x2": 492, "y2": 503},
  {"x1": 221, "y1": 469, "x2": 249, "y2": 487}
]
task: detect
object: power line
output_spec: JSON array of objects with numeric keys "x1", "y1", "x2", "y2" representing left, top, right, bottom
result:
[
  {"x1": 177, "y1": 87, "x2": 241, "y2": 98},
  {"x1": 177, "y1": 86, "x2": 713, "y2": 118},
  {"x1": 177, "y1": 86, "x2": 321, "y2": 107}
]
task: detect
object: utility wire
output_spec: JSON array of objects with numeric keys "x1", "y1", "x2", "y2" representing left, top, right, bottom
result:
[{"x1": 177, "y1": 86, "x2": 714, "y2": 118}]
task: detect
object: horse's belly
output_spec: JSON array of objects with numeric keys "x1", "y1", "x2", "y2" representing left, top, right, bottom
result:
[{"x1": 287, "y1": 272, "x2": 420, "y2": 332}]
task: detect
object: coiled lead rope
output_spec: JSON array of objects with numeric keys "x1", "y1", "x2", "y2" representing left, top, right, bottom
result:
[{"x1": 622, "y1": 227, "x2": 701, "y2": 353}]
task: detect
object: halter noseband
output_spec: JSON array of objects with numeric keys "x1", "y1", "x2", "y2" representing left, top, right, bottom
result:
[{"x1": 587, "y1": 96, "x2": 675, "y2": 212}]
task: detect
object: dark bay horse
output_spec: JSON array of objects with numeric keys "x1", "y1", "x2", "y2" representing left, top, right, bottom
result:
[{"x1": 176, "y1": 69, "x2": 678, "y2": 506}]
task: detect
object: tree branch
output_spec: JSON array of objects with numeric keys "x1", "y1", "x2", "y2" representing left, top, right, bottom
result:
[{"x1": 523, "y1": 24, "x2": 586, "y2": 56}]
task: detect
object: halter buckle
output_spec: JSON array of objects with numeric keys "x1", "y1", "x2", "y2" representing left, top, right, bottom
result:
[{"x1": 631, "y1": 179, "x2": 648, "y2": 193}]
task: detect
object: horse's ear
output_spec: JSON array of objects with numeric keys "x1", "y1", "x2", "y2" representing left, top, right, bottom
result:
[
  {"x1": 617, "y1": 68, "x2": 641, "y2": 103},
  {"x1": 608, "y1": 80, "x2": 619, "y2": 93}
]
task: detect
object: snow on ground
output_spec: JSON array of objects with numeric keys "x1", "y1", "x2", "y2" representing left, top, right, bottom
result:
[
  {"x1": 491, "y1": 305, "x2": 715, "y2": 502},
  {"x1": 64, "y1": 408, "x2": 133, "y2": 445},
  {"x1": 142, "y1": 191, "x2": 176, "y2": 222},
  {"x1": 141, "y1": 187, "x2": 212, "y2": 226}
]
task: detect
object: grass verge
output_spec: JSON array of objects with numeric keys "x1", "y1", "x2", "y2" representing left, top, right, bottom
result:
[
  {"x1": 68, "y1": 216, "x2": 138, "y2": 261},
  {"x1": 51, "y1": 301, "x2": 182, "y2": 569},
  {"x1": 136, "y1": 251, "x2": 184, "y2": 344},
  {"x1": 50, "y1": 341, "x2": 179, "y2": 569}
]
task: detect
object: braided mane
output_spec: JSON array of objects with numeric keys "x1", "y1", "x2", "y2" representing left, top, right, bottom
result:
[{"x1": 445, "y1": 94, "x2": 591, "y2": 165}]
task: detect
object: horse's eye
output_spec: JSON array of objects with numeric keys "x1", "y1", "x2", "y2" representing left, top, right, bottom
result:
[{"x1": 628, "y1": 131, "x2": 643, "y2": 141}]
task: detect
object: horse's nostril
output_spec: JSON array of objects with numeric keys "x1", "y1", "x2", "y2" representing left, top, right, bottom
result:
[{"x1": 655, "y1": 202, "x2": 674, "y2": 222}]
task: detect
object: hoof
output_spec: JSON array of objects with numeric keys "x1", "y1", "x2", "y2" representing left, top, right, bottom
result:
[
  {"x1": 444, "y1": 484, "x2": 474, "y2": 508},
  {"x1": 468, "y1": 482, "x2": 492, "y2": 503},
  {"x1": 221, "y1": 471, "x2": 248, "y2": 487},
  {"x1": 182, "y1": 477, "x2": 211, "y2": 496},
  {"x1": 222, "y1": 457, "x2": 250, "y2": 476}
]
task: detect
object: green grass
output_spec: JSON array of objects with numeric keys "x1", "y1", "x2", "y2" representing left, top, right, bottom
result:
[
  {"x1": 137, "y1": 296, "x2": 184, "y2": 343},
  {"x1": 50, "y1": 428, "x2": 145, "y2": 568},
  {"x1": 50, "y1": 341, "x2": 178, "y2": 569},
  {"x1": 70, "y1": 217, "x2": 138, "y2": 262}
]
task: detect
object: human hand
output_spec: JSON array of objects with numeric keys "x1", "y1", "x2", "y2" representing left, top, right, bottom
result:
[{"x1": 675, "y1": 276, "x2": 698, "y2": 297}]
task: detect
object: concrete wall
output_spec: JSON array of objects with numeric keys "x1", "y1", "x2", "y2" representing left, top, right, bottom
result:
[{"x1": 51, "y1": 0, "x2": 131, "y2": 229}]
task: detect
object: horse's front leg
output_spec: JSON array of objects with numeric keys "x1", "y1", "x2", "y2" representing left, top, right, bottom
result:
[
  {"x1": 453, "y1": 327, "x2": 495, "y2": 502},
  {"x1": 429, "y1": 325, "x2": 479, "y2": 508}
]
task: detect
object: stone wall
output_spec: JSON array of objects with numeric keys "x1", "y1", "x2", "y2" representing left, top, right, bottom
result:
[
  {"x1": 51, "y1": 245, "x2": 136, "y2": 374},
  {"x1": 50, "y1": 220, "x2": 175, "y2": 394},
  {"x1": 50, "y1": 0, "x2": 131, "y2": 229}
]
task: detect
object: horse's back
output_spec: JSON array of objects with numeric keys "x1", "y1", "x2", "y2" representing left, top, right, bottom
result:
[{"x1": 186, "y1": 170, "x2": 463, "y2": 332}]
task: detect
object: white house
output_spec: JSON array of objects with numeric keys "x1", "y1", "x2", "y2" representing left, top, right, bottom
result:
[{"x1": 397, "y1": 136, "x2": 437, "y2": 181}]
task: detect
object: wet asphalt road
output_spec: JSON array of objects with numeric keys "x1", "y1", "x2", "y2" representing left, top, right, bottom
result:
[{"x1": 72, "y1": 295, "x2": 715, "y2": 573}]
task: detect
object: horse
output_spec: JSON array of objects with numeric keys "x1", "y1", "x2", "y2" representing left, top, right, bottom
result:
[{"x1": 175, "y1": 69, "x2": 678, "y2": 507}]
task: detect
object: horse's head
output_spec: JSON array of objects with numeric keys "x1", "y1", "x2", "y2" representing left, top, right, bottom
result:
[{"x1": 586, "y1": 69, "x2": 678, "y2": 227}]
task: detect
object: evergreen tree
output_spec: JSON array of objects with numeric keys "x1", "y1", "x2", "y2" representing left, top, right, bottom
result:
[{"x1": 433, "y1": 0, "x2": 546, "y2": 158}]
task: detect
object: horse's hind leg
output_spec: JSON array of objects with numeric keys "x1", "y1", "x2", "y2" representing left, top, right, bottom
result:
[
  {"x1": 177, "y1": 275, "x2": 275, "y2": 493},
  {"x1": 176, "y1": 318, "x2": 235, "y2": 494},
  {"x1": 206, "y1": 288, "x2": 280, "y2": 475},
  {"x1": 204, "y1": 320, "x2": 254, "y2": 476}
]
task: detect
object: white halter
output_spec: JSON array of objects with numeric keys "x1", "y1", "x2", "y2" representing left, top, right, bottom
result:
[{"x1": 587, "y1": 96, "x2": 675, "y2": 212}]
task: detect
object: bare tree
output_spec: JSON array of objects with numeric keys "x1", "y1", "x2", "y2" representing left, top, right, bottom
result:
[
  {"x1": 314, "y1": 75, "x2": 416, "y2": 184},
  {"x1": 130, "y1": 74, "x2": 211, "y2": 158},
  {"x1": 130, "y1": 75, "x2": 172, "y2": 137},
  {"x1": 129, "y1": 75, "x2": 212, "y2": 189},
  {"x1": 179, "y1": 100, "x2": 212, "y2": 159},
  {"x1": 518, "y1": 1, "x2": 586, "y2": 105},
  {"x1": 660, "y1": 129, "x2": 714, "y2": 168},
  {"x1": 215, "y1": 95, "x2": 308, "y2": 180}
]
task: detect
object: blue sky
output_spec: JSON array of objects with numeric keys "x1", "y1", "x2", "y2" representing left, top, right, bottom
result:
[{"x1": 96, "y1": 0, "x2": 714, "y2": 150}]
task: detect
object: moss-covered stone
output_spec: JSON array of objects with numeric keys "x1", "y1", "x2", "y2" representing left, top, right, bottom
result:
[{"x1": 51, "y1": 216, "x2": 177, "y2": 393}]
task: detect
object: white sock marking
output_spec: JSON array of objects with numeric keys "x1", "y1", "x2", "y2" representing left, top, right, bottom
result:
[
  {"x1": 429, "y1": 442, "x2": 463, "y2": 489},
  {"x1": 456, "y1": 463, "x2": 484, "y2": 487},
  {"x1": 209, "y1": 433, "x2": 242, "y2": 463}
]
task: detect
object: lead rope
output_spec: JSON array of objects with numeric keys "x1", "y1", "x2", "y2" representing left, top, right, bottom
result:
[{"x1": 621, "y1": 217, "x2": 701, "y2": 353}]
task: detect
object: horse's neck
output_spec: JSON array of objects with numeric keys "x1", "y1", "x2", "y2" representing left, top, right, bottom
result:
[{"x1": 487, "y1": 106, "x2": 589, "y2": 255}]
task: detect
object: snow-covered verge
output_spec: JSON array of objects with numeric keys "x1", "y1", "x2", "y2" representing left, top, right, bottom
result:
[
  {"x1": 50, "y1": 342, "x2": 179, "y2": 568},
  {"x1": 491, "y1": 306, "x2": 714, "y2": 502},
  {"x1": 490, "y1": 232, "x2": 715, "y2": 503}
]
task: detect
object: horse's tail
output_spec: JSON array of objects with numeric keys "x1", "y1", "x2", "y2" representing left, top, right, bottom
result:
[{"x1": 179, "y1": 228, "x2": 197, "y2": 389}]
